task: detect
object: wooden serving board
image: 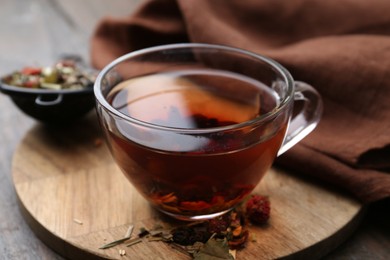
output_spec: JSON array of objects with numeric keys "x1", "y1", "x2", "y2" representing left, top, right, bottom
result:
[{"x1": 12, "y1": 115, "x2": 363, "y2": 260}]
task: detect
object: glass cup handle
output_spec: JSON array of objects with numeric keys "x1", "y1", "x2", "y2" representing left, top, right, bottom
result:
[{"x1": 277, "y1": 81, "x2": 323, "y2": 156}]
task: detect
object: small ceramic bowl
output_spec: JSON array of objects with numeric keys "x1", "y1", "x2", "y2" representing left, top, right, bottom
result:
[
  {"x1": 0, "y1": 55, "x2": 98, "y2": 124},
  {"x1": 0, "y1": 79, "x2": 95, "y2": 124}
]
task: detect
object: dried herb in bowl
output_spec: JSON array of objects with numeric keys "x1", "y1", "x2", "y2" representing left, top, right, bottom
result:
[
  {"x1": 2, "y1": 60, "x2": 96, "y2": 90},
  {"x1": 0, "y1": 58, "x2": 98, "y2": 123}
]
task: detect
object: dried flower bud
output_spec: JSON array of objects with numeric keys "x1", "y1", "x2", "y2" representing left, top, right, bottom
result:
[
  {"x1": 246, "y1": 195, "x2": 270, "y2": 225},
  {"x1": 207, "y1": 214, "x2": 230, "y2": 234}
]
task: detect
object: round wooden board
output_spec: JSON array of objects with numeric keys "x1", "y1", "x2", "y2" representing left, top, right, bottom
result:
[{"x1": 12, "y1": 115, "x2": 364, "y2": 260}]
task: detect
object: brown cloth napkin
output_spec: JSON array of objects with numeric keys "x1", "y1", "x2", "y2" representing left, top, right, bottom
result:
[{"x1": 91, "y1": 0, "x2": 390, "y2": 204}]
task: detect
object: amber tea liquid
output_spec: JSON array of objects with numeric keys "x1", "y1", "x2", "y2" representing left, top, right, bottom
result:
[{"x1": 105, "y1": 69, "x2": 287, "y2": 218}]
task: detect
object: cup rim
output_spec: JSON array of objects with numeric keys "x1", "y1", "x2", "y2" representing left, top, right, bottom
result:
[{"x1": 94, "y1": 43, "x2": 294, "y2": 133}]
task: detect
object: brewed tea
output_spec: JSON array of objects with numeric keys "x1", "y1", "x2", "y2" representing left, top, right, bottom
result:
[{"x1": 105, "y1": 69, "x2": 287, "y2": 218}]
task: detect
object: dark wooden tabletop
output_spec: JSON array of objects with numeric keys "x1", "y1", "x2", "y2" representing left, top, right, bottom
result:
[{"x1": 0, "y1": 0, "x2": 389, "y2": 259}]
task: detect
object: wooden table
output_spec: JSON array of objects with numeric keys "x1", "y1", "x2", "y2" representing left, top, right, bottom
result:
[{"x1": 0, "y1": 0, "x2": 388, "y2": 259}]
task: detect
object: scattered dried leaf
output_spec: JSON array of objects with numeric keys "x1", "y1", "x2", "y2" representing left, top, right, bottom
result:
[
  {"x1": 97, "y1": 193, "x2": 271, "y2": 258},
  {"x1": 193, "y1": 237, "x2": 234, "y2": 260},
  {"x1": 99, "y1": 225, "x2": 134, "y2": 249},
  {"x1": 119, "y1": 249, "x2": 126, "y2": 256},
  {"x1": 73, "y1": 218, "x2": 83, "y2": 225},
  {"x1": 125, "y1": 237, "x2": 143, "y2": 247}
]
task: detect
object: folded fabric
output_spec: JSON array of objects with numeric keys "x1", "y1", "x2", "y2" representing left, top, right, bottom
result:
[{"x1": 91, "y1": 0, "x2": 390, "y2": 203}]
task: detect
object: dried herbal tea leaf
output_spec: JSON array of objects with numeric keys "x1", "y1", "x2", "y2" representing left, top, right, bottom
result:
[
  {"x1": 193, "y1": 238, "x2": 234, "y2": 260},
  {"x1": 138, "y1": 227, "x2": 150, "y2": 237},
  {"x1": 124, "y1": 225, "x2": 134, "y2": 238},
  {"x1": 229, "y1": 249, "x2": 236, "y2": 259},
  {"x1": 125, "y1": 237, "x2": 143, "y2": 247},
  {"x1": 99, "y1": 225, "x2": 134, "y2": 249},
  {"x1": 73, "y1": 218, "x2": 83, "y2": 225},
  {"x1": 99, "y1": 237, "x2": 131, "y2": 249},
  {"x1": 184, "y1": 242, "x2": 204, "y2": 254},
  {"x1": 148, "y1": 236, "x2": 164, "y2": 242},
  {"x1": 170, "y1": 243, "x2": 192, "y2": 257},
  {"x1": 149, "y1": 230, "x2": 164, "y2": 236}
]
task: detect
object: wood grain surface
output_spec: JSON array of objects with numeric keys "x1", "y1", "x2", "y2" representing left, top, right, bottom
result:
[
  {"x1": 0, "y1": 0, "x2": 389, "y2": 259},
  {"x1": 12, "y1": 114, "x2": 363, "y2": 260}
]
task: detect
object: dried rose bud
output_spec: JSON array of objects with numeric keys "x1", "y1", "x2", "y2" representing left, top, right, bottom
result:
[
  {"x1": 207, "y1": 214, "x2": 230, "y2": 234},
  {"x1": 246, "y1": 195, "x2": 270, "y2": 225}
]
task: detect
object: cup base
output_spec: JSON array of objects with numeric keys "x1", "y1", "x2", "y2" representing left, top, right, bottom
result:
[{"x1": 157, "y1": 207, "x2": 233, "y2": 221}]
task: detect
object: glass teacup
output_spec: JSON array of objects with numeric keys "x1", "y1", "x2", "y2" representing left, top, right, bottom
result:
[{"x1": 94, "y1": 43, "x2": 322, "y2": 220}]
